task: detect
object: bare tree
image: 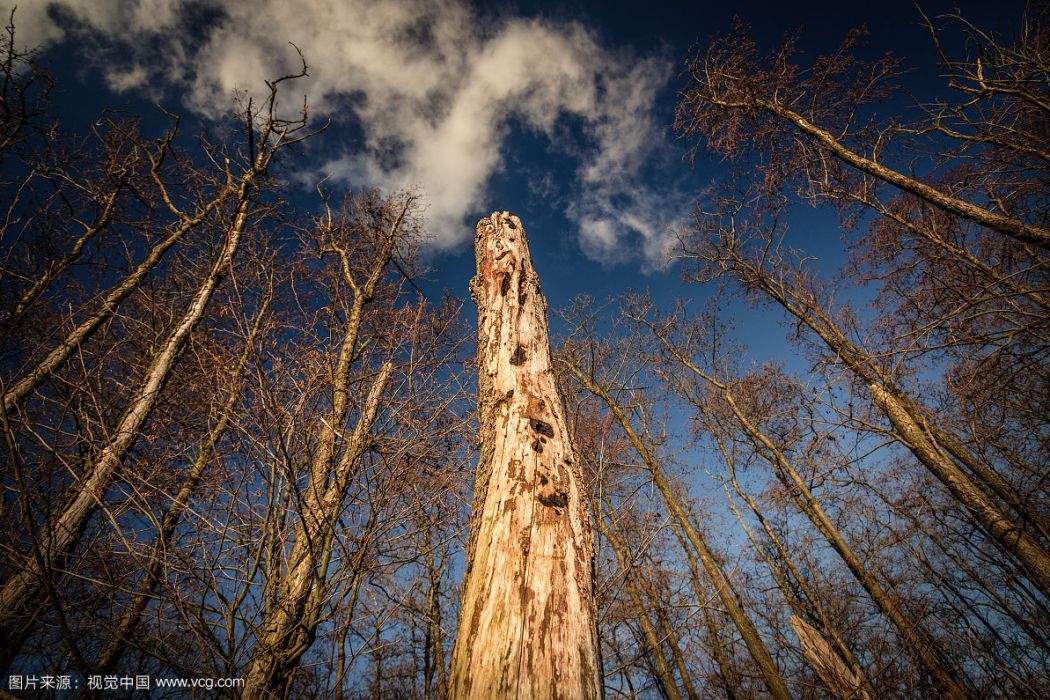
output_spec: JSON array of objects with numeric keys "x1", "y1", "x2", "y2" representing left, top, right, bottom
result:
[
  {"x1": 0, "y1": 9, "x2": 52, "y2": 156},
  {"x1": 0, "y1": 69, "x2": 313, "y2": 667},
  {"x1": 558, "y1": 314, "x2": 793, "y2": 700},
  {"x1": 627, "y1": 299, "x2": 972, "y2": 698},
  {"x1": 242, "y1": 189, "x2": 421, "y2": 697},
  {"x1": 673, "y1": 9, "x2": 1050, "y2": 588},
  {"x1": 675, "y1": 10, "x2": 1050, "y2": 249},
  {"x1": 89, "y1": 274, "x2": 274, "y2": 682}
]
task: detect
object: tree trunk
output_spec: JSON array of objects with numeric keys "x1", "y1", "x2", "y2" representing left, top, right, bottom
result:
[
  {"x1": 720, "y1": 466, "x2": 874, "y2": 699},
  {"x1": 724, "y1": 254, "x2": 1050, "y2": 594},
  {"x1": 594, "y1": 497, "x2": 682, "y2": 700},
  {"x1": 423, "y1": 528, "x2": 447, "y2": 699},
  {"x1": 716, "y1": 385, "x2": 973, "y2": 700},
  {"x1": 1, "y1": 166, "x2": 245, "y2": 415},
  {"x1": 756, "y1": 99, "x2": 1050, "y2": 250},
  {"x1": 449, "y1": 212, "x2": 601, "y2": 700},
  {"x1": 668, "y1": 516, "x2": 739, "y2": 700},
  {"x1": 565, "y1": 363, "x2": 792, "y2": 700},
  {"x1": 90, "y1": 289, "x2": 270, "y2": 681},
  {"x1": 632, "y1": 567, "x2": 701, "y2": 700},
  {"x1": 242, "y1": 191, "x2": 411, "y2": 698},
  {"x1": 242, "y1": 361, "x2": 392, "y2": 698},
  {"x1": 791, "y1": 615, "x2": 873, "y2": 700},
  {"x1": 0, "y1": 193, "x2": 253, "y2": 662}
]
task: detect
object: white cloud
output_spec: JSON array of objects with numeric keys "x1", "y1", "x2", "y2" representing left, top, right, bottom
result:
[
  {"x1": 104, "y1": 63, "x2": 149, "y2": 92},
  {"x1": 10, "y1": 0, "x2": 689, "y2": 266}
]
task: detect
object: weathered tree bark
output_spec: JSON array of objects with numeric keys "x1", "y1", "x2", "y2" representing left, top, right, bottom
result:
[
  {"x1": 449, "y1": 212, "x2": 601, "y2": 699},
  {"x1": 791, "y1": 615, "x2": 873, "y2": 700}
]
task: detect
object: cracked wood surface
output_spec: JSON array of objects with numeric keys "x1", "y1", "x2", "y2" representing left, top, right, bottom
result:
[{"x1": 449, "y1": 212, "x2": 601, "y2": 700}]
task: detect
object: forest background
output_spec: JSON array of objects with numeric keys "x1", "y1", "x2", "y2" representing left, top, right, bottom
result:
[{"x1": 0, "y1": 0, "x2": 1046, "y2": 697}]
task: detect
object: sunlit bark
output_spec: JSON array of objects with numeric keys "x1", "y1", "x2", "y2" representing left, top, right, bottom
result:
[{"x1": 449, "y1": 212, "x2": 601, "y2": 699}]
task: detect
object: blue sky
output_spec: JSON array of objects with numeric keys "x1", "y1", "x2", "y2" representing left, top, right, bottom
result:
[{"x1": 9, "y1": 0, "x2": 1016, "y2": 357}]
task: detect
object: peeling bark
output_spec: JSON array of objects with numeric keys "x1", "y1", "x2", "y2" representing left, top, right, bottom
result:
[{"x1": 449, "y1": 212, "x2": 601, "y2": 699}]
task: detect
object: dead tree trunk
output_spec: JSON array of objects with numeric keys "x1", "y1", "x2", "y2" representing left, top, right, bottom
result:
[
  {"x1": 791, "y1": 615, "x2": 873, "y2": 700},
  {"x1": 449, "y1": 212, "x2": 601, "y2": 699}
]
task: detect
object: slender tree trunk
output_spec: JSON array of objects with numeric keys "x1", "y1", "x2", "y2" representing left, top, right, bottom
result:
[
  {"x1": 423, "y1": 530, "x2": 447, "y2": 699},
  {"x1": 242, "y1": 362, "x2": 392, "y2": 698},
  {"x1": 607, "y1": 504, "x2": 701, "y2": 700},
  {"x1": 724, "y1": 482, "x2": 877, "y2": 697},
  {"x1": 566, "y1": 363, "x2": 792, "y2": 700},
  {"x1": 243, "y1": 193, "x2": 409, "y2": 698},
  {"x1": 449, "y1": 212, "x2": 601, "y2": 699},
  {"x1": 709, "y1": 420, "x2": 874, "y2": 698},
  {"x1": 333, "y1": 519, "x2": 378, "y2": 698},
  {"x1": 714, "y1": 382, "x2": 973, "y2": 700},
  {"x1": 0, "y1": 183, "x2": 122, "y2": 347},
  {"x1": 89, "y1": 289, "x2": 270, "y2": 679},
  {"x1": 0, "y1": 193, "x2": 254, "y2": 662},
  {"x1": 667, "y1": 516, "x2": 739, "y2": 700},
  {"x1": 1, "y1": 170, "x2": 246, "y2": 415},
  {"x1": 634, "y1": 574, "x2": 700, "y2": 700},
  {"x1": 594, "y1": 497, "x2": 682, "y2": 700},
  {"x1": 755, "y1": 99, "x2": 1050, "y2": 249},
  {"x1": 868, "y1": 382, "x2": 1050, "y2": 591},
  {"x1": 699, "y1": 257, "x2": 1050, "y2": 593}
]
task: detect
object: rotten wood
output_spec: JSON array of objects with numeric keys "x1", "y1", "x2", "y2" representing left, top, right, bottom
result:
[{"x1": 449, "y1": 212, "x2": 601, "y2": 699}]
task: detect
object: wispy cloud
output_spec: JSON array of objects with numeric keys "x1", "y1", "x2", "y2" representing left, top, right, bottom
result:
[{"x1": 13, "y1": 0, "x2": 690, "y2": 266}]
